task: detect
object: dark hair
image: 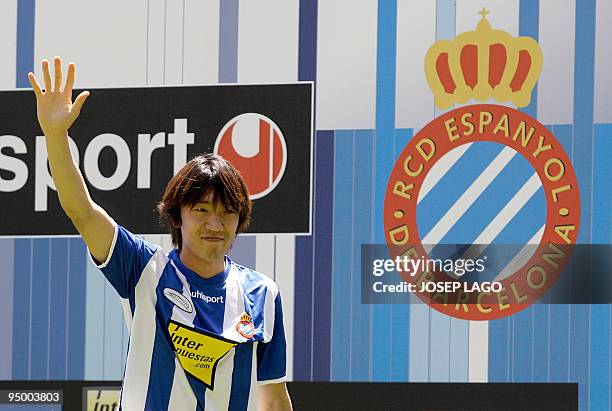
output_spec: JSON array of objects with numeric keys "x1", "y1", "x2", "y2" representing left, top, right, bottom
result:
[{"x1": 157, "y1": 154, "x2": 252, "y2": 249}]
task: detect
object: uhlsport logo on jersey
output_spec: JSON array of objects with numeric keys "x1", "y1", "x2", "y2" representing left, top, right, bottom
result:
[
  {"x1": 384, "y1": 9, "x2": 580, "y2": 320},
  {"x1": 214, "y1": 113, "x2": 288, "y2": 200}
]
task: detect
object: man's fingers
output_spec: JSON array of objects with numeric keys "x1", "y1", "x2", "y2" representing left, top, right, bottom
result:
[
  {"x1": 54, "y1": 56, "x2": 63, "y2": 92},
  {"x1": 72, "y1": 91, "x2": 90, "y2": 117},
  {"x1": 28, "y1": 72, "x2": 43, "y2": 97},
  {"x1": 42, "y1": 60, "x2": 52, "y2": 92},
  {"x1": 64, "y1": 63, "x2": 75, "y2": 93}
]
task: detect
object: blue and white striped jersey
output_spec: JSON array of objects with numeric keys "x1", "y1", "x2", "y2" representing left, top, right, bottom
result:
[{"x1": 95, "y1": 224, "x2": 287, "y2": 411}]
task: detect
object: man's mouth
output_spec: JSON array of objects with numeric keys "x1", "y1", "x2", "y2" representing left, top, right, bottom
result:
[{"x1": 201, "y1": 236, "x2": 225, "y2": 242}]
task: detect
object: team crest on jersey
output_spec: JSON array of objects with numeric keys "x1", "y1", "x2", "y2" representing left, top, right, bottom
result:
[
  {"x1": 163, "y1": 288, "x2": 193, "y2": 313},
  {"x1": 236, "y1": 313, "x2": 256, "y2": 339}
]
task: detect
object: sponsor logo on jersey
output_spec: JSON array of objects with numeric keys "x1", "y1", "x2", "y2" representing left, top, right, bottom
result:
[
  {"x1": 163, "y1": 288, "x2": 194, "y2": 313},
  {"x1": 191, "y1": 289, "x2": 224, "y2": 303},
  {"x1": 168, "y1": 320, "x2": 238, "y2": 390}
]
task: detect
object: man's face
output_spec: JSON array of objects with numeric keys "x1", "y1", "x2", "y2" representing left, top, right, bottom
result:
[{"x1": 179, "y1": 192, "x2": 239, "y2": 267}]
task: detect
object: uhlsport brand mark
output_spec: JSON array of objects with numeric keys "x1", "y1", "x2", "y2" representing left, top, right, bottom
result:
[
  {"x1": 191, "y1": 289, "x2": 224, "y2": 304},
  {"x1": 383, "y1": 10, "x2": 580, "y2": 320},
  {"x1": 214, "y1": 113, "x2": 288, "y2": 200},
  {"x1": 163, "y1": 288, "x2": 194, "y2": 313}
]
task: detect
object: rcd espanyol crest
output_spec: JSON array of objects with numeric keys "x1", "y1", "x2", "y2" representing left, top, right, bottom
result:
[{"x1": 384, "y1": 9, "x2": 580, "y2": 320}]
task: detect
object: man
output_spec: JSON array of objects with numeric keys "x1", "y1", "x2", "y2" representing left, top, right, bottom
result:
[{"x1": 28, "y1": 57, "x2": 293, "y2": 411}]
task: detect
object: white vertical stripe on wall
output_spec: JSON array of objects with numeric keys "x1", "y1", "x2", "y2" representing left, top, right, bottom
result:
[
  {"x1": 0, "y1": 0, "x2": 16, "y2": 89},
  {"x1": 85, "y1": 256, "x2": 105, "y2": 379},
  {"x1": 274, "y1": 235, "x2": 295, "y2": 381},
  {"x1": 317, "y1": 0, "x2": 378, "y2": 130},
  {"x1": 147, "y1": 0, "x2": 166, "y2": 85},
  {"x1": 255, "y1": 235, "x2": 275, "y2": 279},
  {"x1": 456, "y1": 0, "x2": 519, "y2": 36},
  {"x1": 395, "y1": 0, "x2": 436, "y2": 130},
  {"x1": 237, "y1": 0, "x2": 299, "y2": 83},
  {"x1": 468, "y1": 321, "x2": 489, "y2": 382},
  {"x1": 537, "y1": 0, "x2": 575, "y2": 125},
  {"x1": 163, "y1": 0, "x2": 184, "y2": 85},
  {"x1": 34, "y1": 0, "x2": 148, "y2": 87},
  {"x1": 183, "y1": 0, "x2": 219, "y2": 85},
  {"x1": 594, "y1": 0, "x2": 612, "y2": 123}
]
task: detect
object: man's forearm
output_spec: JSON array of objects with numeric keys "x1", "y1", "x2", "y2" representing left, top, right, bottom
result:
[{"x1": 45, "y1": 130, "x2": 95, "y2": 221}]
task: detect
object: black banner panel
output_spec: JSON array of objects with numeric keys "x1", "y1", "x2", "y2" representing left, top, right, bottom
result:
[{"x1": 0, "y1": 84, "x2": 313, "y2": 236}]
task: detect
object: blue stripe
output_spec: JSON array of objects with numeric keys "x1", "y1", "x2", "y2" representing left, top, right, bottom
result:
[
  {"x1": 16, "y1": 0, "x2": 35, "y2": 88},
  {"x1": 218, "y1": 0, "x2": 238, "y2": 83},
  {"x1": 12, "y1": 239, "x2": 31, "y2": 379},
  {"x1": 489, "y1": 317, "x2": 510, "y2": 382},
  {"x1": 49, "y1": 239, "x2": 68, "y2": 379},
  {"x1": 330, "y1": 130, "x2": 354, "y2": 381},
  {"x1": 532, "y1": 305, "x2": 549, "y2": 382},
  {"x1": 593, "y1": 124, "x2": 612, "y2": 244},
  {"x1": 103, "y1": 279, "x2": 125, "y2": 379},
  {"x1": 589, "y1": 305, "x2": 610, "y2": 409},
  {"x1": 144, "y1": 323, "x2": 174, "y2": 410},
  {"x1": 30, "y1": 239, "x2": 50, "y2": 379},
  {"x1": 433, "y1": 0, "x2": 456, "y2": 117},
  {"x1": 549, "y1": 305, "x2": 570, "y2": 382},
  {"x1": 371, "y1": 0, "x2": 396, "y2": 382},
  {"x1": 570, "y1": 305, "x2": 590, "y2": 411},
  {"x1": 512, "y1": 306, "x2": 534, "y2": 381},
  {"x1": 448, "y1": 318, "x2": 468, "y2": 381},
  {"x1": 438, "y1": 150, "x2": 537, "y2": 245},
  {"x1": 390, "y1": 128, "x2": 412, "y2": 382},
  {"x1": 573, "y1": 0, "x2": 596, "y2": 244},
  {"x1": 85, "y1": 256, "x2": 105, "y2": 379},
  {"x1": 293, "y1": 235, "x2": 312, "y2": 380},
  {"x1": 229, "y1": 343, "x2": 253, "y2": 409},
  {"x1": 519, "y1": 0, "x2": 539, "y2": 118},
  {"x1": 67, "y1": 238, "x2": 86, "y2": 379},
  {"x1": 492, "y1": 188, "x2": 546, "y2": 244},
  {"x1": 417, "y1": 143, "x2": 503, "y2": 237},
  {"x1": 0, "y1": 239, "x2": 14, "y2": 379},
  {"x1": 298, "y1": 0, "x2": 317, "y2": 82},
  {"x1": 312, "y1": 130, "x2": 334, "y2": 381},
  {"x1": 351, "y1": 130, "x2": 373, "y2": 381},
  {"x1": 429, "y1": 311, "x2": 450, "y2": 381}
]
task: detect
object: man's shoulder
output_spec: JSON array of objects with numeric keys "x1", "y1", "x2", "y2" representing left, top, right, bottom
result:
[{"x1": 227, "y1": 259, "x2": 279, "y2": 295}]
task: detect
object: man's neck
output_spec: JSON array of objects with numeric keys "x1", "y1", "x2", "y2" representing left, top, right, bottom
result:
[{"x1": 178, "y1": 250, "x2": 225, "y2": 279}]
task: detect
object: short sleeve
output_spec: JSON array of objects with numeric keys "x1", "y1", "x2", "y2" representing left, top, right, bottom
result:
[
  {"x1": 91, "y1": 224, "x2": 158, "y2": 298},
  {"x1": 256, "y1": 292, "x2": 287, "y2": 384}
]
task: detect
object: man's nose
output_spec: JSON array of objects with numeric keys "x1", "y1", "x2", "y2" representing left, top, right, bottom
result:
[{"x1": 205, "y1": 215, "x2": 224, "y2": 231}]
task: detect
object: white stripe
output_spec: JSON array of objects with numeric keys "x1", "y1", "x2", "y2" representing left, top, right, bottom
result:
[
  {"x1": 456, "y1": 0, "x2": 519, "y2": 36},
  {"x1": 274, "y1": 235, "x2": 295, "y2": 380},
  {"x1": 317, "y1": 0, "x2": 378, "y2": 129},
  {"x1": 205, "y1": 349, "x2": 236, "y2": 411},
  {"x1": 418, "y1": 144, "x2": 472, "y2": 203},
  {"x1": 183, "y1": 0, "x2": 219, "y2": 85},
  {"x1": 222, "y1": 270, "x2": 247, "y2": 341},
  {"x1": 121, "y1": 250, "x2": 166, "y2": 410},
  {"x1": 422, "y1": 146, "x2": 516, "y2": 246},
  {"x1": 537, "y1": 0, "x2": 576, "y2": 124},
  {"x1": 0, "y1": 0, "x2": 16, "y2": 90},
  {"x1": 472, "y1": 173, "x2": 542, "y2": 245},
  {"x1": 495, "y1": 224, "x2": 545, "y2": 281},
  {"x1": 237, "y1": 0, "x2": 299, "y2": 83},
  {"x1": 163, "y1": 0, "x2": 184, "y2": 85},
  {"x1": 167, "y1": 363, "x2": 197, "y2": 410},
  {"x1": 120, "y1": 298, "x2": 133, "y2": 331},
  {"x1": 247, "y1": 342, "x2": 259, "y2": 411},
  {"x1": 146, "y1": 0, "x2": 166, "y2": 85},
  {"x1": 255, "y1": 235, "x2": 275, "y2": 279},
  {"x1": 594, "y1": 0, "x2": 612, "y2": 123},
  {"x1": 169, "y1": 260, "x2": 197, "y2": 325},
  {"x1": 468, "y1": 321, "x2": 489, "y2": 382},
  {"x1": 395, "y1": 0, "x2": 436, "y2": 129},
  {"x1": 34, "y1": 0, "x2": 147, "y2": 87},
  {"x1": 262, "y1": 283, "x2": 278, "y2": 343}
]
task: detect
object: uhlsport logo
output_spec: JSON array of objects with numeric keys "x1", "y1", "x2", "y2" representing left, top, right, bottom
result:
[
  {"x1": 384, "y1": 9, "x2": 580, "y2": 320},
  {"x1": 214, "y1": 113, "x2": 288, "y2": 200}
]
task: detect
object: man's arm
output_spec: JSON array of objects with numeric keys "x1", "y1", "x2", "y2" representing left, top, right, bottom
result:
[
  {"x1": 29, "y1": 57, "x2": 114, "y2": 263},
  {"x1": 258, "y1": 382, "x2": 293, "y2": 411}
]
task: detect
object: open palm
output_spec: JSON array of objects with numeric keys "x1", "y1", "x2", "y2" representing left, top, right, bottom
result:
[{"x1": 28, "y1": 56, "x2": 90, "y2": 136}]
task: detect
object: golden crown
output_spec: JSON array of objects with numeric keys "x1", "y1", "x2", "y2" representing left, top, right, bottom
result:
[
  {"x1": 425, "y1": 8, "x2": 542, "y2": 108},
  {"x1": 240, "y1": 313, "x2": 251, "y2": 322}
]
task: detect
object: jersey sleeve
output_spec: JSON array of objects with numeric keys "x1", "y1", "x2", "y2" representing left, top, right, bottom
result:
[
  {"x1": 256, "y1": 292, "x2": 287, "y2": 384},
  {"x1": 91, "y1": 223, "x2": 158, "y2": 298}
]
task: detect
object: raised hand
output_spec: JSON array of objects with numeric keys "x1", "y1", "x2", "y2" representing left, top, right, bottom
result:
[{"x1": 28, "y1": 56, "x2": 90, "y2": 136}]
